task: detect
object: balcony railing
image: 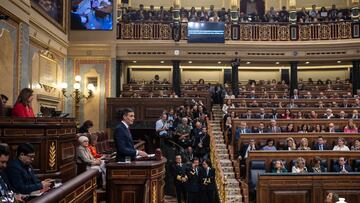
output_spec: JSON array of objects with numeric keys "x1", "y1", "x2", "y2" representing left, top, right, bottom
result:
[{"x1": 117, "y1": 21, "x2": 354, "y2": 41}]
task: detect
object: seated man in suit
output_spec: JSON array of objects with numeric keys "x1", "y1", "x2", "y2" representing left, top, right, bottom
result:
[
  {"x1": 254, "y1": 122, "x2": 267, "y2": 133},
  {"x1": 0, "y1": 144, "x2": 25, "y2": 202},
  {"x1": 241, "y1": 109, "x2": 254, "y2": 119},
  {"x1": 256, "y1": 108, "x2": 268, "y2": 119},
  {"x1": 113, "y1": 108, "x2": 148, "y2": 162},
  {"x1": 5, "y1": 143, "x2": 52, "y2": 194},
  {"x1": 238, "y1": 139, "x2": 257, "y2": 161},
  {"x1": 333, "y1": 157, "x2": 352, "y2": 173},
  {"x1": 312, "y1": 136, "x2": 328, "y2": 150},
  {"x1": 235, "y1": 121, "x2": 252, "y2": 140},
  {"x1": 267, "y1": 119, "x2": 282, "y2": 133}
]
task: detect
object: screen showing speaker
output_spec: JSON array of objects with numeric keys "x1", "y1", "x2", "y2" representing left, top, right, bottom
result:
[
  {"x1": 187, "y1": 22, "x2": 225, "y2": 43},
  {"x1": 71, "y1": 0, "x2": 113, "y2": 30}
]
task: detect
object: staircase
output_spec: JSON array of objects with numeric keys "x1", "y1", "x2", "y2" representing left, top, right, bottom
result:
[{"x1": 210, "y1": 105, "x2": 243, "y2": 203}]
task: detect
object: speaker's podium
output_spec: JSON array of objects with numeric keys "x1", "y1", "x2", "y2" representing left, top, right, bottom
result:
[{"x1": 106, "y1": 150, "x2": 167, "y2": 203}]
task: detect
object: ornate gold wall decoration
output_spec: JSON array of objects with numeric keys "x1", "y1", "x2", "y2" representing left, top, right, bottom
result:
[
  {"x1": 152, "y1": 181, "x2": 157, "y2": 203},
  {"x1": 142, "y1": 24, "x2": 152, "y2": 39},
  {"x1": 118, "y1": 21, "x2": 352, "y2": 41},
  {"x1": 48, "y1": 141, "x2": 56, "y2": 169}
]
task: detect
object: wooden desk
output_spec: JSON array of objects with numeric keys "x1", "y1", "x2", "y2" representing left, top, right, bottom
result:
[
  {"x1": 106, "y1": 157, "x2": 167, "y2": 203},
  {"x1": 28, "y1": 169, "x2": 98, "y2": 203},
  {"x1": 0, "y1": 117, "x2": 77, "y2": 181},
  {"x1": 257, "y1": 173, "x2": 360, "y2": 203}
]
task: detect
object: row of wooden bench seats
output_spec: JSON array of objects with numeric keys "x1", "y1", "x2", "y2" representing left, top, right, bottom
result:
[
  {"x1": 122, "y1": 84, "x2": 209, "y2": 91},
  {"x1": 227, "y1": 108, "x2": 358, "y2": 116},
  {"x1": 237, "y1": 133, "x2": 360, "y2": 153},
  {"x1": 229, "y1": 119, "x2": 360, "y2": 154},
  {"x1": 237, "y1": 90, "x2": 349, "y2": 96},
  {"x1": 229, "y1": 98, "x2": 358, "y2": 105},
  {"x1": 245, "y1": 151, "x2": 360, "y2": 189},
  {"x1": 76, "y1": 131, "x2": 113, "y2": 155},
  {"x1": 239, "y1": 82, "x2": 350, "y2": 89}
]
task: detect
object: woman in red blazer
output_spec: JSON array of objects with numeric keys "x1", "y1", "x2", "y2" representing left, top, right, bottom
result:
[{"x1": 12, "y1": 88, "x2": 35, "y2": 117}]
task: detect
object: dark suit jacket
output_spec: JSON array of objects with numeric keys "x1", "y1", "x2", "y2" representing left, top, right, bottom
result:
[
  {"x1": 333, "y1": 164, "x2": 353, "y2": 172},
  {"x1": 256, "y1": 113, "x2": 269, "y2": 119},
  {"x1": 113, "y1": 122, "x2": 137, "y2": 162},
  {"x1": 235, "y1": 127, "x2": 252, "y2": 140},
  {"x1": 312, "y1": 144, "x2": 329, "y2": 150},
  {"x1": 254, "y1": 128, "x2": 268, "y2": 133},
  {"x1": 4, "y1": 159, "x2": 42, "y2": 194},
  {"x1": 238, "y1": 144, "x2": 257, "y2": 159},
  {"x1": 186, "y1": 167, "x2": 200, "y2": 192},
  {"x1": 171, "y1": 163, "x2": 188, "y2": 187},
  {"x1": 199, "y1": 167, "x2": 216, "y2": 191}
]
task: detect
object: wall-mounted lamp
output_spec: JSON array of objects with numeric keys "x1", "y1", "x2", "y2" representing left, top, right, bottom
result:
[{"x1": 60, "y1": 75, "x2": 95, "y2": 104}]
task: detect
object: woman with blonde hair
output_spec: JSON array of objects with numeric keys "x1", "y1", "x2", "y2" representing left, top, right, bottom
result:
[
  {"x1": 283, "y1": 137, "x2": 297, "y2": 150},
  {"x1": 292, "y1": 157, "x2": 308, "y2": 173},
  {"x1": 297, "y1": 138, "x2": 311, "y2": 150}
]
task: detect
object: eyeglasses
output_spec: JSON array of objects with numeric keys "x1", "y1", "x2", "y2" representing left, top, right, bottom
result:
[{"x1": 25, "y1": 154, "x2": 36, "y2": 159}]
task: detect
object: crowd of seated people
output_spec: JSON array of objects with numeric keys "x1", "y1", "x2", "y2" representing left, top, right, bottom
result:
[
  {"x1": 271, "y1": 156, "x2": 353, "y2": 174},
  {"x1": 232, "y1": 119, "x2": 359, "y2": 136},
  {"x1": 240, "y1": 136, "x2": 358, "y2": 152},
  {"x1": 120, "y1": 4, "x2": 351, "y2": 23},
  {"x1": 128, "y1": 75, "x2": 206, "y2": 86}
]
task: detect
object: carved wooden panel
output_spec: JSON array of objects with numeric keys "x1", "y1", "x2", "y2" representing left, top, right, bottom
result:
[{"x1": 271, "y1": 190, "x2": 310, "y2": 203}]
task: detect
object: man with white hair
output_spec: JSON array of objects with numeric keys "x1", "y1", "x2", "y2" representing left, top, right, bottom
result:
[
  {"x1": 323, "y1": 108, "x2": 335, "y2": 119},
  {"x1": 268, "y1": 119, "x2": 282, "y2": 133}
]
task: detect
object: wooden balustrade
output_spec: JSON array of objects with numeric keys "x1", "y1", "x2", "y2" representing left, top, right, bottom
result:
[
  {"x1": 257, "y1": 173, "x2": 360, "y2": 203},
  {"x1": 208, "y1": 124, "x2": 227, "y2": 203},
  {"x1": 117, "y1": 21, "x2": 353, "y2": 41},
  {"x1": 28, "y1": 169, "x2": 99, "y2": 203}
]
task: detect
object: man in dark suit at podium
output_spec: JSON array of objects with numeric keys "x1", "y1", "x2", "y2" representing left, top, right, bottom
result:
[{"x1": 114, "y1": 108, "x2": 148, "y2": 162}]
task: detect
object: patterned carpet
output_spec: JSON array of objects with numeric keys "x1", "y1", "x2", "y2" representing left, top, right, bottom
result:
[{"x1": 164, "y1": 195, "x2": 177, "y2": 203}]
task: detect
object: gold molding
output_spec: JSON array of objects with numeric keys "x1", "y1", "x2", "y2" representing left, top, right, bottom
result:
[{"x1": 48, "y1": 141, "x2": 56, "y2": 169}]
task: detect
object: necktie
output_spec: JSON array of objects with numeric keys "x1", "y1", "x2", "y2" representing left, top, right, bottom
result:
[
  {"x1": 320, "y1": 145, "x2": 323, "y2": 151},
  {"x1": 273, "y1": 127, "x2": 276, "y2": 132},
  {"x1": 207, "y1": 168, "x2": 209, "y2": 176}
]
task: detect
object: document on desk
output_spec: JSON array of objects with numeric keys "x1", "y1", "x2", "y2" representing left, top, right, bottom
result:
[
  {"x1": 136, "y1": 154, "x2": 155, "y2": 159},
  {"x1": 29, "y1": 190, "x2": 44, "y2": 197}
]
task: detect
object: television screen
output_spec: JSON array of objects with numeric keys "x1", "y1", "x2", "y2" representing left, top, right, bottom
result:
[
  {"x1": 187, "y1": 22, "x2": 225, "y2": 43},
  {"x1": 71, "y1": 0, "x2": 113, "y2": 30}
]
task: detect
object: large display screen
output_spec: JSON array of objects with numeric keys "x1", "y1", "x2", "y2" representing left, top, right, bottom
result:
[
  {"x1": 187, "y1": 22, "x2": 225, "y2": 43},
  {"x1": 71, "y1": 0, "x2": 113, "y2": 30}
]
